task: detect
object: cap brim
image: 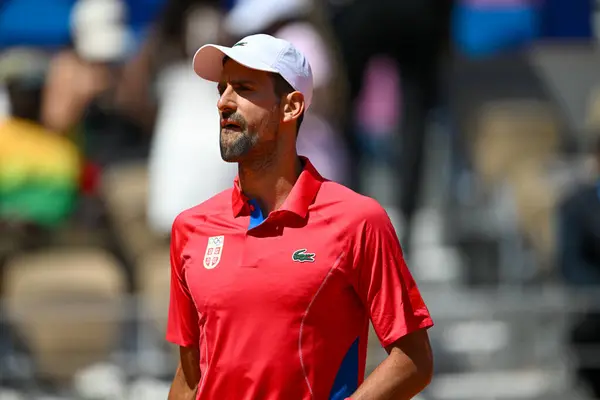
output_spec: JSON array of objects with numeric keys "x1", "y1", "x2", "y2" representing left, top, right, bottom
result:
[{"x1": 192, "y1": 44, "x2": 278, "y2": 82}]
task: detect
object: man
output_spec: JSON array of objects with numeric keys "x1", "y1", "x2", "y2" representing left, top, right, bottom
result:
[{"x1": 166, "y1": 34, "x2": 434, "y2": 400}]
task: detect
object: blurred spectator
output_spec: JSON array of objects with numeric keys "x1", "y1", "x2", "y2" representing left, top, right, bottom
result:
[
  {"x1": 0, "y1": 49, "x2": 80, "y2": 234},
  {"x1": 148, "y1": 1, "x2": 237, "y2": 234},
  {"x1": 325, "y1": 0, "x2": 453, "y2": 249},
  {"x1": 42, "y1": 50, "x2": 113, "y2": 135},
  {"x1": 103, "y1": 0, "x2": 236, "y2": 240},
  {"x1": 353, "y1": 55, "x2": 401, "y2": 164},
  {"x1": 37, "y1": 2, "x2": 153, "y2": 286},
  {"x1": 43, "y1": 0, "x2": 153, "y2": 149},
  {"x1": 223, "y1": 0, "x2": 349, "y2": 184},
  {"x1": 560, "y1": 135, "x2": 600, "y2": 398},
  {"x1": 558, "y1": 135, "x2": 600, "y2": 285}
]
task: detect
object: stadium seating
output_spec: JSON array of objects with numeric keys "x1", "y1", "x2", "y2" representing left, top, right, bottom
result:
[
  {"x1": 470, "y1": 99, "x2": 560, "y2": 189},
  {"x1": 3, "y1": 248, "x2": 125, "y2": 384}
]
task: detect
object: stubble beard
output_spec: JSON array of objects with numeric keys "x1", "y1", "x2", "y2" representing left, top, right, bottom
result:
[
  {"x1": 219, "y1": 106, "x2": 280, "y2": 170},
  {"x1": 220, "y1": 122, "x2": 279, "y2": 172},
  {"x1": 219, "y1": 128, "x2": 257, "y2": 162}
]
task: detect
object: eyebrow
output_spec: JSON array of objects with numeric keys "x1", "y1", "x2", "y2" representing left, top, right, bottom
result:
[{"x1": 217, "y1": 79, "x2": 257, "y2": 93}]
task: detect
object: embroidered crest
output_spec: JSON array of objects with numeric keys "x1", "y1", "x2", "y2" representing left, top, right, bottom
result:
[
  {"x1": 292, "y1": 248, "x2": 315, "y2": 263},
  {"x1": 203, "y1": 236, "x2": 224, "y2": 269}
]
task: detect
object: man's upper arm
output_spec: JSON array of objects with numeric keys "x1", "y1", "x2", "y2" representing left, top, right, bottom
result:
[
  {"x1": 350, "y1": 201, "x2": 433, "y2": 347},
  {"x1": 166, "y1": 214, "x2": 200, "y2": 347},
  {"x1": 385, "y1": 328, "x2": 434, "y2": 383}
]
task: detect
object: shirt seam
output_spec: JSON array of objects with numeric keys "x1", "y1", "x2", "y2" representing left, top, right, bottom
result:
[
  {"x1": 197, "y1": 323, "x2": 211, "y2": 394},
  {"x1": 332, "y1": 224, "x2": 355, "y2": 281},
  {"x1": 298, "y1": 250, "x2": 346, "y2": 398}
]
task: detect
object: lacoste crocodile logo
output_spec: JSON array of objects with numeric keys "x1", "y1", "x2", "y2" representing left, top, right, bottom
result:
[{"x1": 292, "y1": 249, "x2": 315, "y2": 263}]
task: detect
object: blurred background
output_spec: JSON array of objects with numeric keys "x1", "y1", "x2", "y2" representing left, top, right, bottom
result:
[{"x1": 0, "y1": 0, "x2": 599, "y2": 399}]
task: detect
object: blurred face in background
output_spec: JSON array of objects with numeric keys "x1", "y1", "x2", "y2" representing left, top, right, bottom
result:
[{"x1": 217, "y1": 59, "x2": 281, "y2": 164}]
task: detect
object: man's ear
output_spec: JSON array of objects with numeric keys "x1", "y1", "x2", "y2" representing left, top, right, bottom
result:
[{"x1": 282, "y1": 91, "x2": 304, "y2": 124}]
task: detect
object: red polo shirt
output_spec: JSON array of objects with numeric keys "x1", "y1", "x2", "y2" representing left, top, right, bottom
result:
[{"x1": 166, "y1": 157, "x2": 433, "y2": 400}]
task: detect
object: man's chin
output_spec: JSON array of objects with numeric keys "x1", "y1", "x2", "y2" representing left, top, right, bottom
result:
[
  {"x1": 220, "y1": 138, "x2": 252, "y2": 163},
  {"x1": 220, "y1": 149, "x2": 244, "y2": 163}
]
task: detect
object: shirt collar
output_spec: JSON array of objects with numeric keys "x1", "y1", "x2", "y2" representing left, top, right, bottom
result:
[{"x1": 231, "y1": 156, "x2": 324, "y2": 218}]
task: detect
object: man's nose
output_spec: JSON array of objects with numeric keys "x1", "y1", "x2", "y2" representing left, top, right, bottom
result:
[{"x1": 217, "y1": 86, "x2": 236, "y2": 113}]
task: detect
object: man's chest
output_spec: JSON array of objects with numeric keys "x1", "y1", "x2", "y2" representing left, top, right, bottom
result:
[{"x1": 181, "y1": 221, "x2": 351, "y2": 317}]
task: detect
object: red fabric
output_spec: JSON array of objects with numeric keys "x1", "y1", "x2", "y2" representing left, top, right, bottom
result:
[
  {"x1": 80, "y1": 161, "x2": 101, "y2": 195},
  {"x1": 166, "y1": 158, "x2": 433, "y2": 399}
]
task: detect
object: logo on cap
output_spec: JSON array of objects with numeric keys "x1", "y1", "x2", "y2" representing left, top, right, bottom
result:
[{"x1": 233, "y1": 41, "x2": 247, "y2": 47}]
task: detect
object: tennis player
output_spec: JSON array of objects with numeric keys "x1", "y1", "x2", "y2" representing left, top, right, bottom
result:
[{"x1": 166, "y1": 34, "x2": 434, "y2": 400}]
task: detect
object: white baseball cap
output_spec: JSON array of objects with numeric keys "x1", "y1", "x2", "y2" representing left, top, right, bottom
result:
[{"x1": 192, "y1": 34, "x2": 313, "y2": 109}]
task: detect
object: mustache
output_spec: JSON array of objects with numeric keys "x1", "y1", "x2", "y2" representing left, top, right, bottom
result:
[{"x1": 220, "y1": 112, "x2": 248, "y2": 130}]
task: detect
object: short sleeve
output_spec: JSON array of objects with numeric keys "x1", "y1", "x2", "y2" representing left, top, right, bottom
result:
[
  {"x1": 350, "y1": 202, "x2": 433, "y2": 348},
  {"x1": 165, "y1": 214, "x2": 200, "y2": 347}
]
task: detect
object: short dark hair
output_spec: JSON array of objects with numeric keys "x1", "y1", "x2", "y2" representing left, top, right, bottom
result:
[{"x1": 270, "y1": 73, "x2": 304, "y2": 134}]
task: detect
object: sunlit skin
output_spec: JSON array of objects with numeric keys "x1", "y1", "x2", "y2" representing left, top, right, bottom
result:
[
  {"x1": 217, "y1": 60, "x2": 281, "y2": 166},
  {"x1": 216, "y1": 59, "x2": 304, "y2": 214}
]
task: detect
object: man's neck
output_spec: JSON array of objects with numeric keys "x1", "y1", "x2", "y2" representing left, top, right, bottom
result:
[{"x1": 238, "y1": 154, "x2": 303, "y2": 216}]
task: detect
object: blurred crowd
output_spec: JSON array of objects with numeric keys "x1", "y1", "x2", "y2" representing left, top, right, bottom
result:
[{"x1": 0, "y1": 0, "x2": 599, "y2": 399}]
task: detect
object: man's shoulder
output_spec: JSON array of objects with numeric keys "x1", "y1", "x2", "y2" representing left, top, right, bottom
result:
[
  {"x1": 318, "y1": 180, "x2": 390, "y2": 223},
  {"x1": 173, "y1": 188, "x2": 233, "y2": 230}
]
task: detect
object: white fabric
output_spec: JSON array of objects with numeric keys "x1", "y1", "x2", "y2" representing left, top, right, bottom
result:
[
  {"x1": 70, "y1": 0, "x2": 126, "y2": 28},
  {"x1": 224, "y1": 0, "x2": 311, "y2": 38},
  {"x1": 70, "y1": 0, "x2": 129, "y2": 62},
  {"x1": 193, "y1": 34, "x2": 313, "y2": 109},
  {"x1": 147, "y1": 63, "x2": 237, "y2": 234},
  {"x1": 73, "y1": 26, "x2": 130, "y2": 62}
]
